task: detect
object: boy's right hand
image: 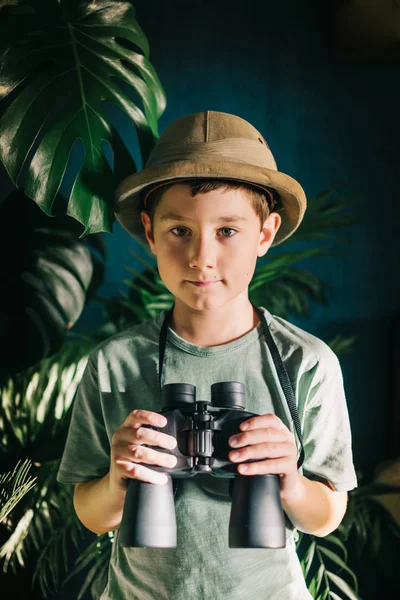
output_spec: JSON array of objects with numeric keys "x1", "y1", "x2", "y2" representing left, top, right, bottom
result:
[{"x1": 110, "y1": 409, "x2": 178, "y2": 489}]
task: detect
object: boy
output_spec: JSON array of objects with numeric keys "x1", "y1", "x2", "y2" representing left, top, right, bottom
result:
[{"x1": 57, "y1": 111, "x2": 358, "y2": 599}]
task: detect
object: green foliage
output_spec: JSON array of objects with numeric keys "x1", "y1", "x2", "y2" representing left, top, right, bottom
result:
[
  {"x1": 0, "y1": 340, "x2": 93, "y2": 457},
  {"x1": 250, "y1": 253, "x2": 331, "y2": 320},
  {"x1": 0, "y1": 0, "x2": 166, "y2": 234},
  {"x1": 287, "y1": 187, "x2": 359, "y2": 245},
  {"x1": 0, "y1": 463, "x2": 83, "y2": 585},
  {"x1": 325, "y1": 334, "x2": 357, "y2": 357},
  {"x1": 63, "y1": 532, "x2": 112, "y2": 600},
  {"x1": 249, "y1": 186, "x2": 357, "y2": 321},
  {"x1": 297, "y1": 532, "x2": 360, "y2": 600},
  {"x1": 339, "y1": 478, "x2": 400, "y2": 576},
  {"x1": 0, "y1": 459, "x2": 36, "y2": 523},
  {"x1": 0, "y1": 339, "x2": 95, "y2": 580}
]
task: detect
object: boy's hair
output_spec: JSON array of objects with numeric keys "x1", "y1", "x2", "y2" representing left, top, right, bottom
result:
[{"x1": 140, "y1": 179, "x2": 281, "y2": 232}]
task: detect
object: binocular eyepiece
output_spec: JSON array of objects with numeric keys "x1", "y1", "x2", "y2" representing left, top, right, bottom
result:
[{"x1": 118, "y1": 381, "x2": 286, "y2": 549}]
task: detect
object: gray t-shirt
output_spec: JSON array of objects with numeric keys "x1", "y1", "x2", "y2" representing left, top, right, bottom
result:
[{"x1": 57, "y1": 306, "x2": 358, "y2": 600}]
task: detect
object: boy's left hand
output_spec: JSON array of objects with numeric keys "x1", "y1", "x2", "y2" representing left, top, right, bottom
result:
[{"x1": 228, "y1": 413, "x2": 299, "y2": 496}]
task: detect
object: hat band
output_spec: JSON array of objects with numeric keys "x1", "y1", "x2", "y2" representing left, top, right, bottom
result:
[{"x1": 146, "y1": 138, "x2": 278, "y2": 171}]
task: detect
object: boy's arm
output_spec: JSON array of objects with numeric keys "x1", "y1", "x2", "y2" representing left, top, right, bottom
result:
[
  {"x1": 280, "y1": 473, "x2": 348, "y2": 537},
  {"x1": 74, "y1": 473, "x2": 126, "y2": 535}
]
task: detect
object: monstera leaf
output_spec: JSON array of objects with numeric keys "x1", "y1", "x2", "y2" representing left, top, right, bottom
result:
[
  {"x1": 0, "y1": 189, "x2": 106, "y2": 381},
  {"x1": 0, "y1": 0, "x2": 166, "y2": 234}
]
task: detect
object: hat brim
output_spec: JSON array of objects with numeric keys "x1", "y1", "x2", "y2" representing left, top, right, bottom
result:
[{"x1": 114, "y1": 160, "x2": 307, "y2": 247}]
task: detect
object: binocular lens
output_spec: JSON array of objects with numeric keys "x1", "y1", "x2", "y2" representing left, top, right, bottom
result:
[
  {"x1": 162, "y1": 383, "x2": 196, "y2": 407},
  {"x1": 211, "y1": 381, "x2": 245, "y2": 409}
]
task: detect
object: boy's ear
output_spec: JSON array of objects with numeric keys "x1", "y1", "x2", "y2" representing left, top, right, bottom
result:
[
  {"x1": 257, "y1": 212, "x2": 282, "y2": 257},
  {"x1": 140, "y1": 211, "x2": 157, "y2": 255}
]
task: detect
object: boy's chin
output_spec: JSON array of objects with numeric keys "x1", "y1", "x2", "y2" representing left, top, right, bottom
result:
[
  {"x1": 171, "y1": 291, "x2": 223, "y2": 311},
  {"x1": 181, "y1": 299, "x2": 222, "y2": 311},
  {"x1": 175, "y1": 291, "x2": 247, "y2": 313}
]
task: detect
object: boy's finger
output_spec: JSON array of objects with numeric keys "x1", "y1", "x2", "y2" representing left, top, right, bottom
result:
[
  {"x1": 115, "y1": 445, "x2": 177, "y2": 468},
  {"x1": 124, "y1": 409, "x2": 167, "y2": 428},
  {"x1": 229, "y1": 427, "x2": 291, "y2": 448},
  {"x1": 133, "y1": 427, "x2": 177, "y2": 449},
  {"x1": 116, "y1": 460, "x2": 168, "y2": 485},
  {"x1": 240, "y1": 413, "x2": 287, "y2": 431}
]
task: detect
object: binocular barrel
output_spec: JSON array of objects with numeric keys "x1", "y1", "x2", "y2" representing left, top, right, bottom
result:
[
  {"x1": 119, "y1": 381, "x2": 286, "y2": 549},
  {"x1": 119, "y1": 477, "x2": 177, "y2": 548}
]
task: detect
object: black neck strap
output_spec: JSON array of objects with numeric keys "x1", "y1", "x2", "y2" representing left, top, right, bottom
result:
[{"x1": 158, "y1": 304, "x2": 304, "y2": 469}]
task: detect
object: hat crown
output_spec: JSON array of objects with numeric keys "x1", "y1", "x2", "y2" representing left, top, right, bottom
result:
[
  {"x1": 157, "y1": 110, "x2": 271, "y2": 146},
  {"x1": 146, "y1": 111, "x2": 277, "y2": 172}
]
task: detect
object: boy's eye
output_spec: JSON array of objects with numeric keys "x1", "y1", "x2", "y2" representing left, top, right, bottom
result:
[
  {"x1": 170, "y1": 227, "x2": 237, "y2": 238},
  {"x1": 171, "y1": 226, "x2": 189, "y2": 237},
  {"x1": 219, "y1": 228, "x2": 236, "y2": 237}
]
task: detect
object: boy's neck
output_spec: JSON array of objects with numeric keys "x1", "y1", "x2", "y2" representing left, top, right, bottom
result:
[{"x1": 169, "y1": 298, "x2": 261, "y2": 347}]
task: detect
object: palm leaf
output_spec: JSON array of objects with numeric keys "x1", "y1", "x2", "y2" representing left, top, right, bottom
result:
[
  {"x1": 0, "y1": 460, "x2": 83, "y2": 595},
  {"x1": 339, "y1": 487, "x2": 400, "y2": 568},
  {"x1": 287, "y1": 188, "x2": 358, "y2": 244},
  {"x1": 31, "y1": 475, "x2": 86, "y2": 597},
  {"x1": 63, "y1": 533, "x2": 111, "y2": 600},
  {"x1": 0, "y1": 0, "x2": 166, "y2": 234},
  {"x1": 0, "y1": 338, "x2": 93, "y2": 459},
  {"x1": 297, "y1": 532, "x2": 360, "y2": 599},
  {"x1": 249, "y1": 267, "x2": 329, "y2": 319},
  {"x1": 0, "y1": 459, "x2": 36, "y2": 522},
  {"x1": 325, "y1": 334, "x2": 357, "y2": 356}
]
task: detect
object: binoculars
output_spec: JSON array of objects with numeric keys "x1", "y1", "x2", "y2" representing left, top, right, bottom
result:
[{"x1": 118, "y1": 381, "x2": 286, "y2": 549}]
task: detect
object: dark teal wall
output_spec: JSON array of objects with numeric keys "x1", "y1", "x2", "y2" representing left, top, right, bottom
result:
[{"x1": 80, "y1": 0, "x2": 400, "y2": 478}]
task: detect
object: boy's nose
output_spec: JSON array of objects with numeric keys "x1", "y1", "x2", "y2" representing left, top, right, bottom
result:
[{"x1": 187, "y1": 235, "x2": 217, "y2": 270}]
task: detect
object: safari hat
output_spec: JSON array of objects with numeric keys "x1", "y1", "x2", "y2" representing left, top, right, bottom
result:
[{"x1": 114, "y1": 111, "x2": 307, "y2": 246}]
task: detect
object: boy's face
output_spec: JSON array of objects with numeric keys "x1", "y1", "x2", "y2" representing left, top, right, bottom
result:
[{"x1": 141, "y1": 183, "x2": 281, "y2": 314}]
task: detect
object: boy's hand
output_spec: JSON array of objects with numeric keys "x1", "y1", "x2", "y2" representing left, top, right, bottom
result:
[
  {"x1": 228, "y1": 413, "x2": 299, "y2": 496},
  {"x1": 110, "y1": 409, "x2": 177, "y2": 489}
]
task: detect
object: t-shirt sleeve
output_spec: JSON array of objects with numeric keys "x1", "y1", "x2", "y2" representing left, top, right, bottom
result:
[
  {"x1": 299, "y1": 344, "x2": 358, "y2": 493},
  {"x1": 57, "y1": 354, "x2": 110, "y2": 485}
]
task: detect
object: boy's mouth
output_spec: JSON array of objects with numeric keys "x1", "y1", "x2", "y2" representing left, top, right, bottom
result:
[{"x1": 187, "y1": 281, "x2": 219, "y2": 287}]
